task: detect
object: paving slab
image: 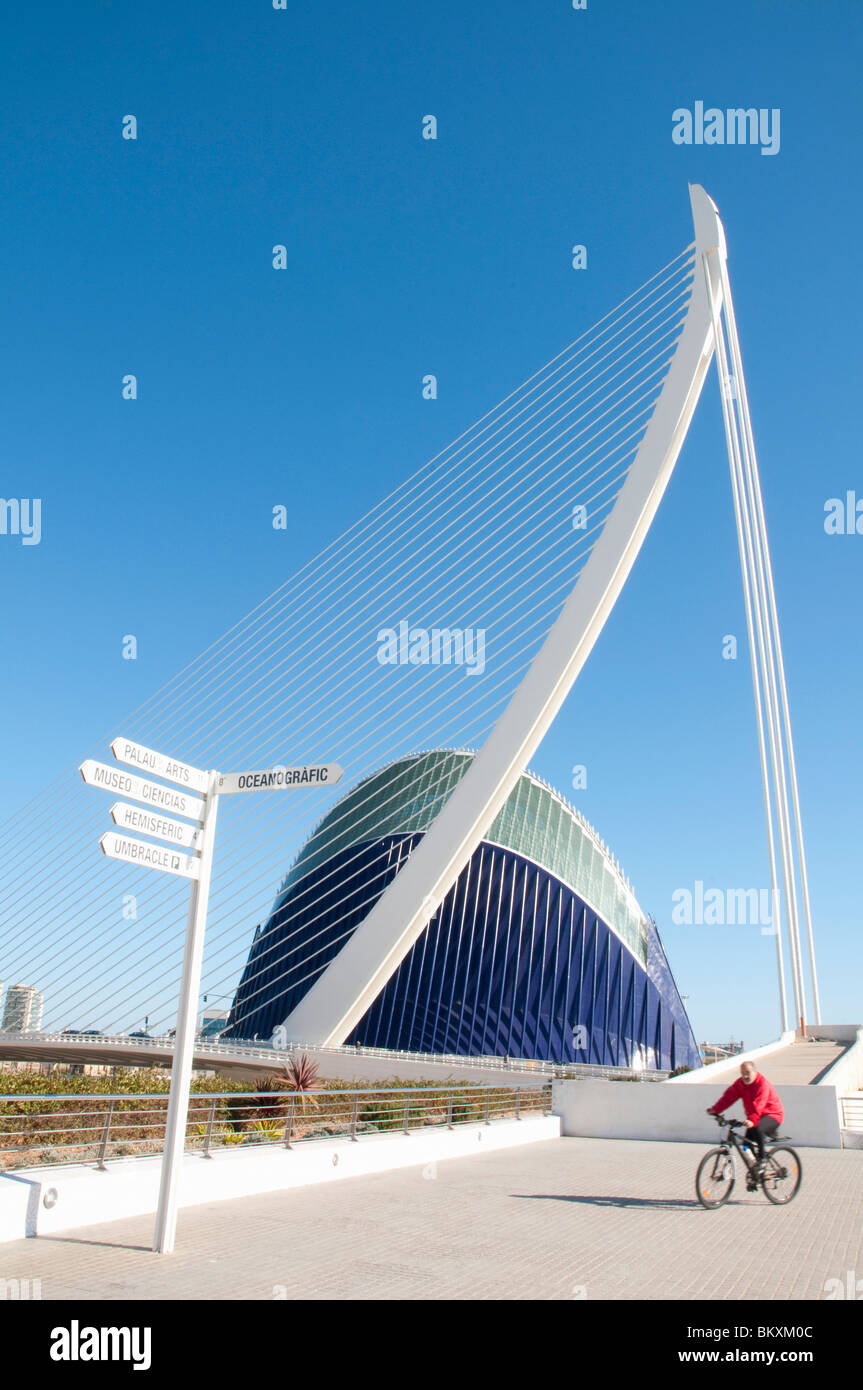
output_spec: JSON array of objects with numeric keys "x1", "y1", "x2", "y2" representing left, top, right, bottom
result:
[{"x1": 1, "y1": 1137, "x2": 860, "y2": 1301}]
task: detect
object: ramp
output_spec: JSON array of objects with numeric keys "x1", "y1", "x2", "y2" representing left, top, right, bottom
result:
[{"x1": 689, "y1": 1039, "x2": 849, "y2": 1088}]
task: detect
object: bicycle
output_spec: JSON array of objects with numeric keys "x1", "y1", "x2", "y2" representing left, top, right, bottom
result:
[{"x1": 695, "y1": 1115, "x2": 802, "y2": 1209}]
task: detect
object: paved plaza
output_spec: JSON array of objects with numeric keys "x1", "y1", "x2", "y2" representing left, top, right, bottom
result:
[{"x1": 3, "y1": 1137, "x2": 861, "y2": 1301}]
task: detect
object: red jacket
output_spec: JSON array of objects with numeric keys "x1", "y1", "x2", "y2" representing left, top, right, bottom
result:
[{"x1": 713, "y1": 1073, "x2": 784, "y2": 1126}]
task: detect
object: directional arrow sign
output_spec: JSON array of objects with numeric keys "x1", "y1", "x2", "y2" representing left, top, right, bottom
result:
[
  {"x1": 215, "y1": 762, "x2": 343, "y2": 795},
  {"x1": 80, "y1": 760, "x2": 205, "y2": 823},
  {"x1": 100, "y1": 831, "x2": 200, "y2": 879},
  {"x1": 111, "y1": 738, "x2": 208, "y2": 795},
  {"x1": 110, "y1": 802, "x2": 203, "y2": 851}
]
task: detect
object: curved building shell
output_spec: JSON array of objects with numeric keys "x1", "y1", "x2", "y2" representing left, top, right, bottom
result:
[{"x1": 226, "y1": 750, "x2": 699, "y2": 1071}]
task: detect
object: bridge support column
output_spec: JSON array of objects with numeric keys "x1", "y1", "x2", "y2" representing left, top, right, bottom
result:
[{"x1": 701, "y1": 245, "x2": 820, "y2": 1031}]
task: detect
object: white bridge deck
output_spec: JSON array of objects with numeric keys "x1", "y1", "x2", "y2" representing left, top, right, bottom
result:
[{"x1": 0, "y1": 1032, "x2": 648, "y2": 1085}]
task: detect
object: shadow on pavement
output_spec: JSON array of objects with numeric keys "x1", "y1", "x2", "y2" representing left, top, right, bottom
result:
[
  {"x1": 36, "y1": 1234, "x2": 152, "y2": 1252},
  {"x1": 512, "y1": 1193, "x2": 703, "y2": 1210}
]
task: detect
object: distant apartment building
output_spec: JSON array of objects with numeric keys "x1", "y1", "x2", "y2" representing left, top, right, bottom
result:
[
  {"x1": 1, "y1": 984, "x2": 44, "y2": 1033},
  {"x1": 199, "y1": 1009, "x2": 229, "y2": 1040}
]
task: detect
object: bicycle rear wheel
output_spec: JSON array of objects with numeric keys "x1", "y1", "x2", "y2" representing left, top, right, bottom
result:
[
  {"x1": 762, "y1": 1146, "x2": 802, "y2": 1205},
  {"x1": 696, "y1": 1148, "x2": 735, "y2": 1208}
]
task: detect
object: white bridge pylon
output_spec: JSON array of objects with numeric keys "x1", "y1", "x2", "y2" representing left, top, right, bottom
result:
[{"x1": 280, "y1": 185, "x2": 818, "y2": 1046}]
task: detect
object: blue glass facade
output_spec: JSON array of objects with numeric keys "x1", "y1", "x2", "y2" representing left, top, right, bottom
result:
[{"x1": 226, "y1": 752, "x2": 699, "y2": 1071}]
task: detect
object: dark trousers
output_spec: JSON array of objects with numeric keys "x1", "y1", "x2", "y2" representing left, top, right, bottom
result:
[{"x1": 747, "y1": 1115, "x2": 780, "y2": 1162}]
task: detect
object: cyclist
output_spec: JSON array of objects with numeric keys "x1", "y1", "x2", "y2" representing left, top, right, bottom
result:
[{"x1": 706, "y1": 1060, "x2": 784, "y2": 1175}]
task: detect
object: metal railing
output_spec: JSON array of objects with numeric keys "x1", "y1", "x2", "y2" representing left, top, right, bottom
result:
[
  {"x1": 841, "y1": 1095, "x2": 863, "y2": 1131},
  {"x1": 268, "y1": 1039, "x2": 672, "y2": 1082},
  {"x1": 0, "y1": 1031, "x2": 672, "y2": 1082},
  {"x1": 0, "y1": 1082, "x2": 552, "y2": 1171}
]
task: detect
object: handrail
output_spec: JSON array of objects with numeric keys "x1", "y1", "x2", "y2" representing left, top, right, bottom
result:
[
  {"x1": 0, "y1": 1081, "x2": 554, "y2": 1171},
  {"x1": 0, "y1": 1082, "x2": 547, "y2": 1104}
]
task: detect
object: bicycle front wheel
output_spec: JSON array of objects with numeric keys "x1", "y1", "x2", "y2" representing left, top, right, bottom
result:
[
  {"x1": 762, "y1": 1146, "x2": 802, "y2": 1205},
  {"x1": 696, "y1": 1148, "x2": 735, "y2": 1209}
]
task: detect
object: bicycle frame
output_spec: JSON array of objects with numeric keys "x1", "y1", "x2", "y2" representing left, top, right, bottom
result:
[{"x1": 720, "y1": 1124, "x2": 760, "y2": 1175}]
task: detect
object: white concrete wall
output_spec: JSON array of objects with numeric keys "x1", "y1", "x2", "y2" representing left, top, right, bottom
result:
[
  {"x1": 0, "y1": 1113, "x2": 560, "y2": 1244},
  {"x1": 0, "y1": 1173, "x2": 38, "y2": 1242},
  {"x1": 552, "y1": 1078, "x2": 842, "y2": 1148},
  {"x1": 814, "y1": 1027, "x2": 863, "y2": 1093},
  {"x1": 811, "y1": 1027, "x2": 863, "y2": 1141},
  {"x1": 283, "y1": 1049, "x2": 543, "y2": 1085},
  {"x1": 807, "y1": 1023, "x2": 863, "y2": 1046}
]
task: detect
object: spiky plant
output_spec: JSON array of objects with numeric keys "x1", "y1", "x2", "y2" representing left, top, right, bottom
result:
[
  {"x1": 227, "y1": 1072, "x2": 292, "y2": 1131},
  {"x1": 279, "y1": 1053, "x2": 323, "y2": 1115}
]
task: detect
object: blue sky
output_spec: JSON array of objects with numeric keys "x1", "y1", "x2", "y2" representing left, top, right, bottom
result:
[{"x1": 1, "y1": 0, "x2": 861, "y2": 1047}]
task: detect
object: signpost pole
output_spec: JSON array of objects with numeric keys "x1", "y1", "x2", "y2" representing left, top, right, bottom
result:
[
  {"x1": 153, "y1": 770, "x2": 220, "y2": 1254},
  {"x1": 79, "y1": 740, "x2": 342, "y2": 1253}
]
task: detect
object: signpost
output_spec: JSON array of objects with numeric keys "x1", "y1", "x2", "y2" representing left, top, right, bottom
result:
[
  {"x1": 215, "y1": 762, "x2": 343, "y2": 795},
  {"x1": 100, "y1": 831, "x2": 201, "y2": 880},
  {"x1": 79, "y1": 739, "x2": 342, "y2": 1254},
  {"x1": 80, "y1": 760, "x2": 205, "y2": 823},
  {"x1": 110, "y1": 738, "x2": 209, "y2": 794},
  {"x1": 153, "y1": 768, "x2": 218, "y2": 1256},
  {"x1": 110, "y1": 802, "x2": 203, "y2": 851}
]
